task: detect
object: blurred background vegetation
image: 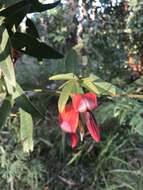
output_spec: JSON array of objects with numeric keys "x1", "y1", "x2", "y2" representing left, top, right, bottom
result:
[{"x1": 1, "y1": 0, "x2": 143, "y2": 189}]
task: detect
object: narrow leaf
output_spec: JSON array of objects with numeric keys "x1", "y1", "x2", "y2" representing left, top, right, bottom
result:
[
  {"x1": 0, "y1": 23, "x2": 16, "y2": 94},
  {"x1": 20, "y1": 108, "x2": 33, "y2": 153},
  {"x1": 81, "y1": 78, "x2": 100, "y2": 95},
  {"x1": 26, "y1": 17, "x2": 40, "y2": 39},
  {"x1": 49, "y1": 73, "x2": 78, "y2": 81},
  {"x1": 88, "y1": 75, "x2": 122, "y2": 95},
  {"x1": 130, "y1": 109, "x2": 143, "y2": 136},
  {"x1": 0, "y1": 0, "x2": 30, "y2": 17},
  {"x1": 67, "y1": 151, "x2": 82, "y2": 166},
  {"x1": 29, "y1": 0, "x2": 60, "y2": 13},
  {"x1": 4, "y1": 6, "x2": 28, "y2": 29},
  {"x1": 11, "y1": 32, "x2": 63, "y2": 59},
  {"x1": 58, "y1": 80, "x2": 75, "y2": 112},
  {"x1": 0, "y1": 0, "x2": 60, "y2": 17},
  {"x1": 0, "y1": 95, "x2": 12, "y2": 128}
]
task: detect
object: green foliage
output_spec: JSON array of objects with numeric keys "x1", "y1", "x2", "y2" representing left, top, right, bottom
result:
[
  {"x1": 0, "y1": 0, "x2": 63, "y2": 153},
  {"x1": 127, "y1": 0, "x2": 143, "y2": 52},
  {"x1": 95, "y1": 97, "x2": 143, "y2": 137},
  {"x1": 50, "y1": 72, "x2": 122, "y2": 114},
  {"x1": 0, "y1": 144, "x2": 45, "y2": 189},
  {"x1": 1, "y1": 0, "x2": 143, "y2": 189},
  {"x1": 130, "y1": 107, "x2": 143, "y2": 136}
]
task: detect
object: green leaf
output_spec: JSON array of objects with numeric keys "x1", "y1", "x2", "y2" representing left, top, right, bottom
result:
[
  {"x1": 88, "y1": 74, "x2": 122, "y2": 95},
  {"x1": 0, "y1": 0, "x2": 60, "y2": 30},
  {"x1": 25, "y1": 18, "x2": 41, "y2": 59},
  {"x1": 0, "y1": 78, "x2": 6, "y2": 101},
  {"x1": 1, "y1": 1, "x2": 34, "y2": 29},
  {"x1": 0, "y1": 0, "x2": 23, "y2": 10},
  {"x1": 29, "y1": 0, "x2": 60, "y2": 13},
  {"x1": 65, "y1": 49, "x2": 79, "y2": 73},
  {"x1": 0, "y1": 0, "x2": 60, "y2": 17},
  {"x1": 67, "y1": 151, "x2": 82, "y2": 166},
  {"x1": 58, "y1": 80, "x2": 74, "y2": 112},
  {"x1": 81, "y1": 78, "x2": 100, "y2": 95},
  {"x1": 71, "y1": 81, "x2": 83, "y2": 94},
  {"x1": 0, "y1": 23, "x2": 16, "y2": 94},
  {"x1": 58, "y1": 80, "x2": 81, "y2": 112},
  {"x1": 20, "y1": 108, "x2": 33, "y2": 153},
  {"x1": 26, "y1": 17, "x2": 40, "y2": 39},
  {"x1": 94, "y1": 81, "x2": 117, "y2": 95},
  {"x1": 11, "y1": 32, "x2": 63, "y2": 59},
  {"x1": 14, "y1": 83, "x2": 44, "y2": 118},
  {"x1": 49, "y1": 73, "x2": 78, "y2": 81},
  {"x1": 0, "y1": 95, "x2": 12, "y2": 128},
  {"x1": 1, "y1": 1, "x2": 36, "y2": 29},
  {"x1": 4, "y1": 6, "x2": 27, "y2": 29}
]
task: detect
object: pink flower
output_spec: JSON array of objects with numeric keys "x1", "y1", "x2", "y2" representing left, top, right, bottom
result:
[{"x1": 59, "y1": 93, "x2": 101, "y2": 148}]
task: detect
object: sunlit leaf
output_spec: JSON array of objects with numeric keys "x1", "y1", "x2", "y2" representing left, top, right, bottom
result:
[
  {"x1": 58, "y1": 80, "x2": 82, "y2": 112},
  {"x1": 88, "y1": 74, "x2": 122, "y2": 95},
  {"x1": 0, "y1": 95, "x2": 12, "y2": 128},
  {"x1": 0, "y1": 23, "x2": 16, "y2": 94},
  {"x1": 20, "y1": 108, "x2": 33, "y2": 153},
  {"x1": 81, "y1": 78, "x2": 100, "y2": 95},
  {"x1": 49, "y1": 73, "x2": 78, "y2": 81},
  {"x1": 58, "y1": 80, "x2": 75, "y2": 112}
]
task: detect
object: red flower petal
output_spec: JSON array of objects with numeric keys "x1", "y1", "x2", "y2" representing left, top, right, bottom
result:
[
  {"x1": 59, "y1": 103, "x2": 79, "y2": 133},
  {"x1": 70, "y1": 133, "x2": 78, "y2": 148},
  {"x1": 84, "y1": 111, "x2": 100, "y2": 142},
  {"x1": 72, "y1": 94, "x2": 86, "y2": 112},
  {"x1": 83, "y1": 93, "x2": 98, "y2": 110},
  {"x1": 72, "y1": 93, "x2": 98, "y2": 113}
]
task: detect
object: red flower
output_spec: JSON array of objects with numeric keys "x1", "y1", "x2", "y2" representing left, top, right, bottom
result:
[
  {"x1": 59, "y1": 103, "x2": 79, "y2": 133},
  {"x1": 59, "y1": 93, "x2": 101, "y2": 148},
  {"x1": 70, "y1": 133, "x2": 78, "y2": 148},
  {"x1": 72, "y1": 93, "x2": 98, "y2": 112},
  {"x1": 84, "y1": 111, "x2": 100, "y2": 142}
]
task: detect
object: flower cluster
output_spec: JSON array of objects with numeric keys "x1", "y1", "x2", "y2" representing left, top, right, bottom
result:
[{"x1": 59, "y1": 93, "x2": 101, "y2": 148}]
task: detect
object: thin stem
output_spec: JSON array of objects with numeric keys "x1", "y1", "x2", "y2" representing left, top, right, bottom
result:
[{"x1": 111, "y1": 93, "x2": 143, "y2": 99}]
